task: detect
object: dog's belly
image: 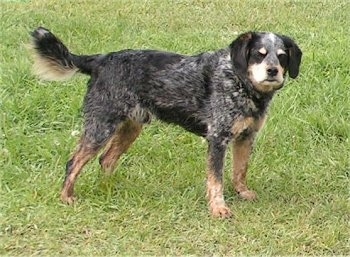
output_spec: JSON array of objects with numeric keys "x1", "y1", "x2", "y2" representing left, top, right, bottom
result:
[{"x1": 154, "y1": 107, "x2": 208, "y2": 136}]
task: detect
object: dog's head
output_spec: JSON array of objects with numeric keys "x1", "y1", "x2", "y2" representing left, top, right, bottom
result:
[{"x1": 230, "y1": 32, "x2": 302, "y2": 93}]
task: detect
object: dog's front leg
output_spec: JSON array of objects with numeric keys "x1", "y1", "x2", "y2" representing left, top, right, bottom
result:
[
  {"x1": 232, "y1": 136, "x2": 257, "y2": 200},
  {"x1": 206, "y1": 139, "x2": 232, "y2": 218}
]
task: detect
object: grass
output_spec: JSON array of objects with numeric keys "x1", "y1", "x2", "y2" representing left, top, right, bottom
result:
[{"x1": 1, "y1": 0, "x2": 349, "y2": 255}]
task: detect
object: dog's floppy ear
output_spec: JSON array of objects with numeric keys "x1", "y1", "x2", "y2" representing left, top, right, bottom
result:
[
  {"x1": 229, "y1": 32, "x2": 255, "y2": 77},
  {"x1": 281, "y1": 36, "x2": 302, "y2": 79}
]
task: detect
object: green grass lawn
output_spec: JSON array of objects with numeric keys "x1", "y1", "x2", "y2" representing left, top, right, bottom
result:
[{"x1": 1, "y1": 0, "x2": 349, "y2": 255}]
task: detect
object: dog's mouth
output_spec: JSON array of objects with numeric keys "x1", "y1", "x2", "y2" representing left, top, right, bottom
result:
[
  {"x1": 262, "y1": 78, "x2": 283, "y2": 86},
  {"x1": 264, "y1": 75, "x2": 283, "y2": 83},
  {"x1": 265, "y1": 78, "x2": 278, "y2": 82},
  {"x1": 253, "y1": 79, "x2": 284, "y2": 93}
]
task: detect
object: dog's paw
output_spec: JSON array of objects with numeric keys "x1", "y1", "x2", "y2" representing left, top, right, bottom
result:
[
  {"x1": 210, "y1": 204, "x2": 232, "y2": 219},
  {"x1": 99, "y1": 158, "x2": 117, "y2": 175},
  {"x1": 60, "y1": 193, "x2": 77, "y2": 205},
  {"x1": 238, "y1": 190, "x2": 257, "y2": 201},
  {"x1": 100, "y1": 167, "x2": 115, "y2": 176}
]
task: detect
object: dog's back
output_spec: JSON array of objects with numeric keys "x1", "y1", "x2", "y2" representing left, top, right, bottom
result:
[{"x1": 31, "y1": 27, "x2": 195, "y2": 82}]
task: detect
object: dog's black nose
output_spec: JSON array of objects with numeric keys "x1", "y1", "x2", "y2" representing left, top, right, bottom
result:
[{"x1": 267, "y1": 67, "x2": 278, "y2": 77}]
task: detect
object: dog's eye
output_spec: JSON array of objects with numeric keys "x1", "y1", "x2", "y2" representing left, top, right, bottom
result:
[
  {"x1": 258, "y1": 52, "x2": 267, "y2": 58},
  {"x1": 252, "y1": 50, "x2": 266, "y2": 61},
  {"x1": 278, "y1": 53, "x2": 288, "y2": 66}
]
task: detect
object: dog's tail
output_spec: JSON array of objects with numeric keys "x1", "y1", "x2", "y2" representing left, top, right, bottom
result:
[{"x1": 30, "y1": 27, "x2": 102, "y2": 81}]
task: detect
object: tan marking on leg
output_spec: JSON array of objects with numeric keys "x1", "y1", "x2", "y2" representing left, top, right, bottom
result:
[
  {"x1": 232, "y1": 136, "x2": 257, "y2": 200},
  {"x1": 231, "y1": 115, "x2": 266, "y2": 200},
  {"x1": 60, "y1": 143, "x2": 98, "y2": 204},
  {"x1": 206, "y1": 156, "x2": 232, "y2": 218},
  {"x1": 100, "y1": 120, "x2": 142, "y2": 174}
]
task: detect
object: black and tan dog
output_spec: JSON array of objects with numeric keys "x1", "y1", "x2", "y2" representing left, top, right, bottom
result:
[{"x1": 30, "y1": 27, "x2": 302, "y2": 218}]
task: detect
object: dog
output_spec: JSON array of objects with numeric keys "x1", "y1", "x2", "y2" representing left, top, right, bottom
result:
[{"x1": 30, "y1": 27, "x2": 302, "y2": 218}]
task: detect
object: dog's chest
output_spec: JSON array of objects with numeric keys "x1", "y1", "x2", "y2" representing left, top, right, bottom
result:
[
  {"x1": 207, "y1": 94, "x2": 266, "y2": 138},
  {"x1": 231, "y1": 115, "x2": 266, "y2": 140},
  {"x1": 228, "y1": 94, "x2": 268, "y2": 139}
]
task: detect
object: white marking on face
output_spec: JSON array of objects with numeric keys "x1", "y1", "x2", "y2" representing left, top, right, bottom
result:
[
  {"x1": 258, "y1": 48, "x2": 267, "y2": 55},
  {"x1": 277, "y1": 49, "x2": 286, "y2": 55},
  {"x1": 268, "y1": 33, "x2": 277, "y2": 44},
  {"x1": 249, "y1": 63, "x2": 268, "y2": 83}
]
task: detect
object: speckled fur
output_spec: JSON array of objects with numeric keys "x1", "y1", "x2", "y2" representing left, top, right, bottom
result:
[{"x1": 30, "y1": 27, "x2": 302, "y2": 218}]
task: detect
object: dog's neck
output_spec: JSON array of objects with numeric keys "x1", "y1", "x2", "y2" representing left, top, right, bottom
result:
[{"x1": 241, "y1": 77, "x2": 276, "y2": 114}]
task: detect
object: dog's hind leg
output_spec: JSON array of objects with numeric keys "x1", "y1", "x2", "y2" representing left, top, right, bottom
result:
[
  {"x1": 60, "y1": 119, "x2": 119, "y2": 204},
  {"x1": 99, "y1": 119, "x2": 142, "y2": 174},
  {"x1": 60, "y1": 140, "x2": 98, "y2": 204}
]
